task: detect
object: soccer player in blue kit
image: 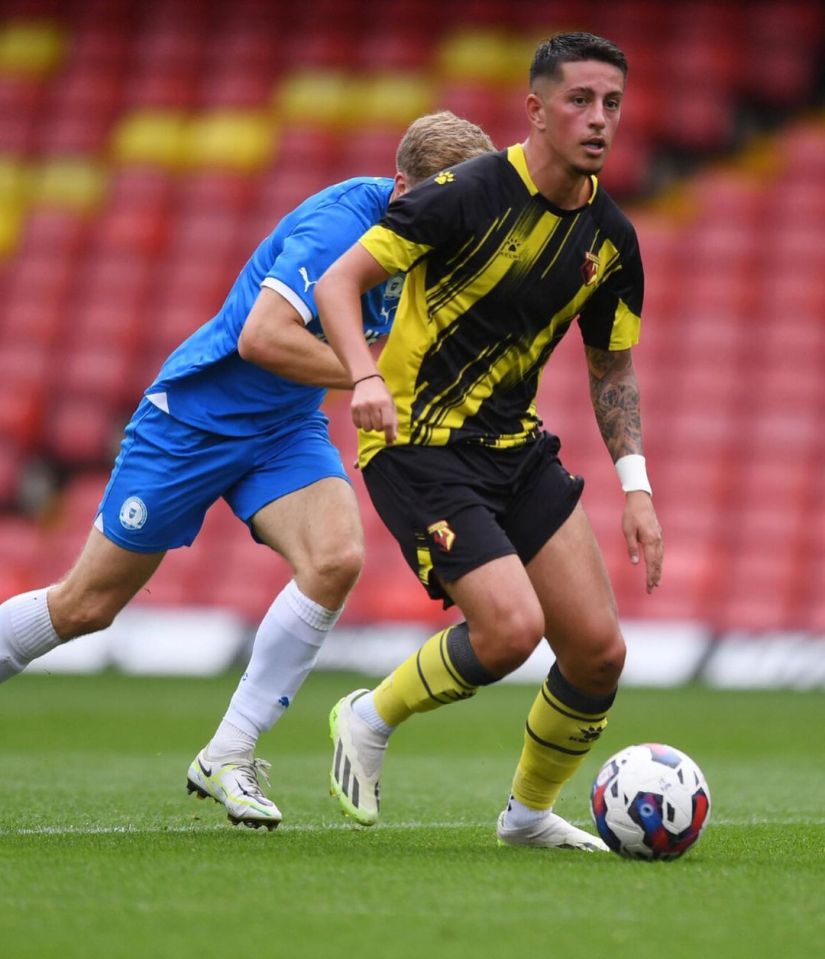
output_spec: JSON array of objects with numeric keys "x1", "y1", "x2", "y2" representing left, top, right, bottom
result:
[{"x1": 0, "y1": 111, "x2": 494, "y2": 829}]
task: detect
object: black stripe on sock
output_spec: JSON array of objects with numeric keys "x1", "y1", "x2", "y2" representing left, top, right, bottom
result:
[
  {"x1": 525, "y1": 721, "x2": 589, "y2": 756},
  {"x1": 540, "y1": 683, "x2": 607, "y2": 724},
  {"x1": 547, "y1": 661, "x2": 616, "y2": 715},
  {"x1": 446, "y1": 622, "x2": 498, "y2": 687},
  {"x1": 416, "y1": 649, "x2": 453, "y2": 705}
]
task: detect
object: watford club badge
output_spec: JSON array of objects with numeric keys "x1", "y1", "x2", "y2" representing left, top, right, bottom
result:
[
  {"x1": 580, "y1": 251, "x2": 600, "y2": 286},
  {"x1": 427, "y1": 519, "x2": 456, "y2": 552}
]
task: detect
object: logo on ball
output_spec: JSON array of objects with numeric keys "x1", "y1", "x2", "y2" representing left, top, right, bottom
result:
[{"x1": 119, "y1": 496, "x2": 148, "y2": 530}]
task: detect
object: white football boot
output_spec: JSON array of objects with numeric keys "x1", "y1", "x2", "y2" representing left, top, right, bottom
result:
[
  {"x1": 497, "y1": 801, "x2": 609, "y2": 852},
  {"x1": 186, "y1": 748, "x2": 282, "y2": 830},
  {"x1": 328, "y1": 689, "x2": 386, "y2": 826}
]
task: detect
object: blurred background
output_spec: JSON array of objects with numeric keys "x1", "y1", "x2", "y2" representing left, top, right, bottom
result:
[{"x1": 0, "y1": 0, "x2": 823, "y2": 686}]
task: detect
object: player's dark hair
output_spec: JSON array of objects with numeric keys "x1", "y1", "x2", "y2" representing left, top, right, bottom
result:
[{"x1": 529, "y1": 32, "x2": 628, "y2": 85}]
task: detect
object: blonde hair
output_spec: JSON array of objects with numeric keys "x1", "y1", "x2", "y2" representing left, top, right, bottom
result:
[{"x1": 396, "y1": 111, "x2": 495, "y2": 186}]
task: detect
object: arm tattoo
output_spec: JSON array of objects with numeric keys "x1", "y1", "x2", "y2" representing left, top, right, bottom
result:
[{"x1": 585, "y1": 346, "x2": 643, "y2": 462}]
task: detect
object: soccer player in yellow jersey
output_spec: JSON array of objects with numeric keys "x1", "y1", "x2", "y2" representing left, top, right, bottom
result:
[{"x1": 316, "y1": 32, "x2": 664, "y2": 851}]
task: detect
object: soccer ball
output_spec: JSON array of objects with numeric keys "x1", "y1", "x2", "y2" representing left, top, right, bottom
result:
[{"x1": 590, "y1": 743, "x2": 711, "y2": 860}]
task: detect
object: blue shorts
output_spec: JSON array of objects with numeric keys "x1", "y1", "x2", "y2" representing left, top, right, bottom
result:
[{"x1": 96, "y1": 398, "x2": 350, "y2": 552}]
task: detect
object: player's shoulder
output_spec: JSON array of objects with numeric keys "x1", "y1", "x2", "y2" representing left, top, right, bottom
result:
[
  {"x1": 308, "y1": 176, "x2": 394, "y2": 213},
  {"x1": 401, "y1": 149, "x2": 509, "y2": 210},
  {"x1": 591, "y1": 182, "x2": 639, "y2": 248},
  {"x1": 437, "y1": 147, "x2": 509, "y2": 186}
]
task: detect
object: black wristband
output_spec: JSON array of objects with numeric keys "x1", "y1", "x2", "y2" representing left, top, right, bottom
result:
[{"x1": 352, "y1": 373, "x2": 385, "y2": 387}]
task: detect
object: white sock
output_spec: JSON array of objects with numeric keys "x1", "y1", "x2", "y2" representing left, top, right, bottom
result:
[
  {"x1": 205, "y1": 721, "x2": 256, "y2": 763},
  {"x1": 352, "y1": 690, "x2": 394, "y2": 738},
  {"x1": 503, "y1": 795, "x2": 551, "y2": 827},
  {"x1": 0, "y1": 589, "x2": 62, "y2": 682},
  {"x1": 210, "y1": 580, "x2": 342, "y2": 755}
]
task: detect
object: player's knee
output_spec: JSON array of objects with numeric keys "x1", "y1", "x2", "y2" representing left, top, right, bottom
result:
[
  {"x1": 569, "y1": 626, "x2": 626, "y2": 694},
  {"x1": 310, "y1": 542, "x2": 363, "y2": 600},
  {"x1": 474, "y1": 605, "x2": 545, "y2": 674},
  {"x1": 593, "y1": 632, "x2": 626, "y2": 688}
]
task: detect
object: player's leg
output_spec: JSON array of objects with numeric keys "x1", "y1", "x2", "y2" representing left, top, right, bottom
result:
[
  {"x1": 330, "y1": 554, "x2": 543, "y2": 824},
  {"x1": 190, "y1": 419, "x2": 362, "y2": 827},
  {"x1": 329, "y1": 443, "x2": 550, "y2": 825},
  {"x1": 206, "y1": 476, "x2": 362, "y2": 754},
  {"x1": 498, "y1": 501, "x2": 622, "y2": 852},
  {"x1": 0, "y1": 398, "x2": 200, "y2": 683},
  {"x1": 0, "y1": 529, "x2": 164, "y2": 681}
]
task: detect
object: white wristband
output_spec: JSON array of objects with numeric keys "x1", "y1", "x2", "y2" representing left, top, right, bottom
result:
[{"x1": 615, "y1": 454, "x2": 652, "y2": 495}]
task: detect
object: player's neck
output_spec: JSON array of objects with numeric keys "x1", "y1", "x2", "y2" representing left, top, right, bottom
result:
[{"x1": 521, "y1": 139, "x2": 593, "y2": 210}]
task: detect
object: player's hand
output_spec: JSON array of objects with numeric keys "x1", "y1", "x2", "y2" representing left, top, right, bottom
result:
[
  {"x1": 622, "y1": 491, "x2": 663, "y2": 593},
  {"x1": 351, "y1": 375, "x2": 398, "y2": 445}
]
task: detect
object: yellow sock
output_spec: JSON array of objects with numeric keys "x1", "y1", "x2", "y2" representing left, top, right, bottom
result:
[
  {"x1": 373, "y1": 623, "x2": 495, "y2": 727},
  {"x1": 511, "y1": 663, "x2": 614, "y2": 811}
]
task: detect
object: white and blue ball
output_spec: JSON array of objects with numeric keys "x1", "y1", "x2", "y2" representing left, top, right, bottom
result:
[{"x1": 591, "y1": 743, "x2": 711, "y2": 860}]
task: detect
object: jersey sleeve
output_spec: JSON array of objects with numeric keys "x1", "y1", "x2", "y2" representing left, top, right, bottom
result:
[
  {"x1": 262, "y1": 196, "x2": 383, "y2": 324},
  {"x1": 577, "y1": 225, "x2": 644, "y2": 351}
]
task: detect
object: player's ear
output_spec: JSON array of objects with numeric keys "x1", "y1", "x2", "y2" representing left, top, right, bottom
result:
[
  {"x1": 392, "y1": 171, "x2": 410, "y2": 199},
  {"x1": 526, "y1": 90, "x2": 546, "y2": 131}
]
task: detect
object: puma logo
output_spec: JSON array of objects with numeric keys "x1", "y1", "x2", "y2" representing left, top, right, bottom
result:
[{"x1": 298, "y1": 266, "x2": 317, "y2": 292}]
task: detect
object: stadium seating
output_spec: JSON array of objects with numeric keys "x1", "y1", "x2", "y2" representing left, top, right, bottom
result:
[{"x1": 0, "y1": 0, "x2": 823, "y2": 634}]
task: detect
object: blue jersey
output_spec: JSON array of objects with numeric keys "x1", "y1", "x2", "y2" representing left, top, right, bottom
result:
[{"x1": 145, "y1": 177, "x2": 400, "y2": 436}]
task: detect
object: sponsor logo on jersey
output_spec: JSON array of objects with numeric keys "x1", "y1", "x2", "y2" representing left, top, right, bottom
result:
[
  {"x1": 365, "y1": 272, "x2": 405, "y2": 342},
  {"x1": 580, "y1": 251, "x2": 600, "y2": 286},
  {"x1": 428, "y1": 519, "x2": 456, "y2": 552},
  {"x1": 385, "y1": 273, "x2": 405, "y2": 299},
  {"x1": 119, "y1": 496, "x2": 148, "y2": 530}
]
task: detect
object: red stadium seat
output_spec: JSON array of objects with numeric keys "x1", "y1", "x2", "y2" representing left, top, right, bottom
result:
[
  {"x1": 744, "y1": 1, "x2": 825, "y2": 106},
  {"x1": 44, "y1": 395, "x2": 124, "y2": 468},
  {"x1": 54, "y1": 470, "x2": 111, "y2": 535},
  {"x1": 0, "y1": 290, "x2": 64, "y2": 351},
  {"x1": 16, "y1": 209, "x2": 89, "y2": 257},
  {"x1": 0, "y1": 442, "x2": 24, "y2": 509},
  {"x1": 273, "y1": 126, "x2": 345, "y2": 178},
  {"x1": 0, "y1": 76, "x2": 45, "y2": 153},
  {"x1": 56, "y1": 340, "x2": 137, "y2": 409}
]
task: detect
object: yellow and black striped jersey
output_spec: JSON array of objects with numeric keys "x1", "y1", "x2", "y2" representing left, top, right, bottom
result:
[{"x1": 357, "y1": 143, "x2": 644, "y2": 468}]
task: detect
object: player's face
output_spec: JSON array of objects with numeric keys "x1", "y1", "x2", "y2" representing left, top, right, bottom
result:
[{"x1": 530, "y1": 60, "x2": 625, "y2": 176}]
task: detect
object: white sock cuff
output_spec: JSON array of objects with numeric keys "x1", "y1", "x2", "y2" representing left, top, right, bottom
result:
[
  {"x1": 7, "y1": 589, "x2": 61, "y2": 660},
  {"x1": 353, "y1": 691, "x2": 395, "y2": 736},
  {"x1": 283, "y1": 579, "x2": 342, "y2": 634}
]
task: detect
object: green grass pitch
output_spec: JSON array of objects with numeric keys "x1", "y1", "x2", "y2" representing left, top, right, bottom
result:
[{"x1": 1, "y1": 671, "x2": 823, "y2": 959}]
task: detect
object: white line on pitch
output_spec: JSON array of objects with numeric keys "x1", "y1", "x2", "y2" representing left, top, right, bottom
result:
[{"x1": 1, "y1": 817, "x2": 824, "y2": 837}]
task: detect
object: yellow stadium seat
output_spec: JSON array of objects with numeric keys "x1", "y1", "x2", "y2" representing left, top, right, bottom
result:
[
  {"x1": 0, "y1": 157, "x2": 29, "y2": 202},
  {"x1": 277, "y1": 70, "x2": 357, "y2": 128},
  {"x1": 0, "y1": 19, "x2": 65, "y2": 75},
  {"x1": 29, "y1": 158, "x2": 107, "y2": 212},
  {"x1": 0, "y1": 202, "x2": 23, "y2": 257},
  {"x1": 436, "y1": 28, "x2": 527, "y2": 86},
  {"x1": 0, "y1": 159, "x2": 28, "y2": 256},
  {"x1": 185, "y1": 111, "x2": 276, "y2": 172},
  {"x1": 111, "y1": 111, "x2": 188, "y2": 168},
  {"x1": 353, "y1": 73, "x2": 435, "y2": 127}
]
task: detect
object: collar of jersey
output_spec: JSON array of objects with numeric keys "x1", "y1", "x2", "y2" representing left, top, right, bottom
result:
[{"x1": 506, "y1": 143, "x2": 598, "y2": 211}]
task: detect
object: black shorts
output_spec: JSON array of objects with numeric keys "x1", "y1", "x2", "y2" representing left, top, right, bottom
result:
[{"x1": 362, "y1": 431, "x2": 584, "y2": 607}]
